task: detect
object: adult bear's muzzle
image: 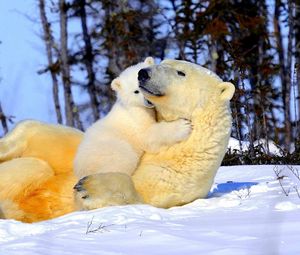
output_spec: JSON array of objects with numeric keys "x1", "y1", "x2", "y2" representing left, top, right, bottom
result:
[{"x1": 138, "y1": 67, "x2": 165, "y2": 97}]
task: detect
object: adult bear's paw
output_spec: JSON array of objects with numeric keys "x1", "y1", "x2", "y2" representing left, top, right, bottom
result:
[{"x1": 73, "y1": 172, "x2": 143, "y2": 210}]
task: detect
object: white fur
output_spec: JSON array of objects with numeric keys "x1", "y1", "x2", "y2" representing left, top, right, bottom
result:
[
  {"x1": 132, "y1": 60, "x2": 235, "y2": 207},
  {"x1": 74, "y1": 58, "x2": 192, "y2": 179},
  {"x1": 74, "y1": 59, "x2": 235, "y2": 211}
]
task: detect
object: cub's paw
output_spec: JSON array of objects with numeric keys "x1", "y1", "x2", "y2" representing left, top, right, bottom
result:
[
  {"x1": 73, "y1": 172, "x2": 143, "y2": 211},
  {"x1": 172, "y1": 118, "x2": 193, "y2": 143}
]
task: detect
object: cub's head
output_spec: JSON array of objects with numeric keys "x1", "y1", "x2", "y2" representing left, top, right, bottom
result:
[
  {"x1": 111, "y1": 57, "x2": 155, "y2": 108},
  {"x1": 138, "y1": 59, "x2": 235, "y2": 120}
]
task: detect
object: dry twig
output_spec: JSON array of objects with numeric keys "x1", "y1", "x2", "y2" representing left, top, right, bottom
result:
[{"x1": 86, "y1": 217, "x2": 114, "y2": 235}]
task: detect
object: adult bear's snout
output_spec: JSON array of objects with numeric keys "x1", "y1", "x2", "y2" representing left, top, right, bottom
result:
[{"x1": 138, "y1": 68, "x2": 150, "y2": 83}]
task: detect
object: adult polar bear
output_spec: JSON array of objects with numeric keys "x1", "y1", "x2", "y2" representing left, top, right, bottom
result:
[
  {"x1": 74, "y1": 59, "x2": 235, "y2": 210},
  {"x1": 0, "y1": 59, "x2": 234, "y2": 222}
]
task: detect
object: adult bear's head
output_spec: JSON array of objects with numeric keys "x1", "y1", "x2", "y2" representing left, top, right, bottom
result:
[{"x1": 138, "y1": 59, "x2": 235, "y2": 121}]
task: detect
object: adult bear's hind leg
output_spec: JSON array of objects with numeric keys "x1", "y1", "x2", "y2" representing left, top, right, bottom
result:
[
  {"x1": 0, "y1": 157, "x2": 54, "y2": 222},
  {"x1": 0, "y1": 120, "x2": 42, "y2": 162}
]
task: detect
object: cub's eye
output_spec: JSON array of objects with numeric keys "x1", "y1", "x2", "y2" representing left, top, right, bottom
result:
[
  {"x1": 134, "y1": 90, "x2": 140, "y2": 94},
  {"x1": 177, "y1": 71, "x2": 186, "y2": 76}
]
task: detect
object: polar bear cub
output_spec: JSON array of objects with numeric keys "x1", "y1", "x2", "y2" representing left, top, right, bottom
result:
[{"x1": 74, "y1": 57, "x2": 192, "y2": 179}]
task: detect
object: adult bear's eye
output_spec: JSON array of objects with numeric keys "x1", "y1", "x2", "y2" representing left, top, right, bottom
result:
[
  {"x1": 134, "y1": 90, "x2": 140, "y2": 94},
  {"x1": 177, "y1": 71, "x2": 185, "y2": 76}
]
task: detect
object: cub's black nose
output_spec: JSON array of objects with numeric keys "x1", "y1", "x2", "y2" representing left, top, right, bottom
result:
[{"x1": 138, "y1": 68, "x2": 150, "y2": 82}]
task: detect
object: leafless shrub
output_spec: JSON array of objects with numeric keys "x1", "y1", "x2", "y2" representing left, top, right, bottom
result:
[
  {"x1": 274, "y1": 166, "x2": 290, "y2": 196},
  {"x1": 85, "y1": 216, "x2": 114, "y2": 235},
  {"x1": 293, "y1": 186, "x2": 300, "y2": 199},
  {"x1": 286, "y1": 165, "x2": 300, "y2": 180},
  {"x1": 274, "y1": 165, "x2": 300, "y2": 199},
  {"x1": 234, "y1": 187, "x2": 251, "y2": 200}
]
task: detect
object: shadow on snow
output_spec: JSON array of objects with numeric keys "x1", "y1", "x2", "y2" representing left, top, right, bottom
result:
[{"x1": 207, "y1": 181, "x2": 258, "y2": 198}]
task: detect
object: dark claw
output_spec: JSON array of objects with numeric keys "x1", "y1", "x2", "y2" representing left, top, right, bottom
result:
[
  {"x1": 82, "y1": 195, "x2": 89, "y2": 199},
  {"x1": 74, "y1": 182, "x2": 85, "y2": 192},
  {"x1": 73, "y1": 176, "x2": 88, "y2": 191}
]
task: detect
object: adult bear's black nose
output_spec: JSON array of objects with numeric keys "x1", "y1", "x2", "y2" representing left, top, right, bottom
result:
[{"x1": 138, "y1": 68, "x2": 150, "y2": 83}]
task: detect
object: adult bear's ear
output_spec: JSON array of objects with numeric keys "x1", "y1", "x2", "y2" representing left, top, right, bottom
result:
[
  {"x1": 144, "y1": 56, "x2": 155, "y2": 65},
  {"x1": 218, "y1": 82, "x2": 235, "y2": 101},
  {"x1": 111, "y1": 78, "x2": 121, "y2": 91}
]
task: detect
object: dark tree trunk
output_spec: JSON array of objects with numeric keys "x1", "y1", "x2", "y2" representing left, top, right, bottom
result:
[
  {"x1": 59, "y1": 0, "x2": 82, "y2": 129},
  {"x1": 274, "y1": 0, "x2": 291, "y2": 148},
  {"x1": 295, "y1": 0, "x2": 300, "y2": 136},
  {"x1": 79, "y1": 0, "x2": 100, "y2": 121},
  {"x1": 38, "y1": 0, "x2": 63, "y2": 124},
  {"x1": 0, "y1": 103, "x2": 8, "y2": 135},
  {"x1": 286, "y1": 0, "x2": 293, "y2": 148}
]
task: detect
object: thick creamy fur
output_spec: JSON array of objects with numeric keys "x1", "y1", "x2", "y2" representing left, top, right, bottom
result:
[
  {"x1": 0, "y1": 121, "x2": 83, "y2": 222},
  {"x1": 0, "y1": 59, "x2": 234, "y2": 222},
  {"x1": 74, "y1": 58, "x2": 191, "y2": 179},
  {"x1": 75, "y1": 59, "x2": 235, "y2": 210},
  {"x1": 132, "y1": 60, "x2": 235, "y2": 207}
]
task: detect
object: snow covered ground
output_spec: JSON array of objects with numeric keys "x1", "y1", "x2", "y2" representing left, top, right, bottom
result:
[{"x1": 1, "y1": 165, "x2": 300, "y2": 255}]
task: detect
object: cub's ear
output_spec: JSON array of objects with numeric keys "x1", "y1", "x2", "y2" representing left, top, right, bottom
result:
[
  {"x1": 144, "y1": 56, "x2": 155, "y2": 65},
  {"x1": 111, "y1": 78, "x2": 121, "y2": 91},
  {"x1": 218, "y1": 82, "x2": 235, "y2": 101}
]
